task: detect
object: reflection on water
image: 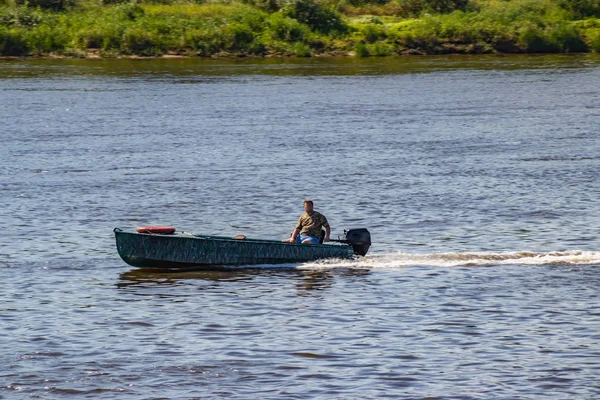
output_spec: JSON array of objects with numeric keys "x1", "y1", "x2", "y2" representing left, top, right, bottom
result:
[
  {"x1": 1, "y1": 54, "x2": 599, "y2": 79},
  {"x1": 118, "y1": 267, "x2": 371, "y2": 295},
  {"x1": 118, "y1": 268, "x2": 262, "y2": 289}
]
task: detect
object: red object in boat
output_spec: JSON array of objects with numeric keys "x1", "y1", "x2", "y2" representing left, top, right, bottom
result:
[{"x1": 136, "y1": 226, "x2": 176, "y2": 234}]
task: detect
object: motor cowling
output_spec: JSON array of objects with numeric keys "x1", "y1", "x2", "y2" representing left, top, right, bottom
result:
[{"x1": 344, "y1": 228, "x2": 371, "y2": 256}]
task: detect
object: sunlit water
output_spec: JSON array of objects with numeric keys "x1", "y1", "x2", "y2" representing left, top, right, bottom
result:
[{"x1": 1, "y1": 55, "x2": 599, "y2": 399}]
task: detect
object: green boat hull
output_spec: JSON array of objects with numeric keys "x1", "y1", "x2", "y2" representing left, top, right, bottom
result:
[{"x1": 114, "y1": 228, "x2": 355, "y2": 270}]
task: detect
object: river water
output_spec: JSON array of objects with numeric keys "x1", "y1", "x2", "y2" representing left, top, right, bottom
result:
[{"x1": 1, "y1": 55, "x2": 600, "y2": 399}]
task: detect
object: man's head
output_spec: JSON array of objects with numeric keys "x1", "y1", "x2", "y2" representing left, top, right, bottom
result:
[{"x1": 304, "y1": 200, "x2": 314, "y2": 213}]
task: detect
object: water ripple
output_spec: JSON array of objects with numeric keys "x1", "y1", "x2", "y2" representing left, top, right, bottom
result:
[{"x1": 1, "y1": 57, "x2": 600, "y2": 399}]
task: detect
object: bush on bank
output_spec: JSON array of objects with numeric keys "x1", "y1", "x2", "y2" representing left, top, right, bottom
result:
[{"x1": 1, "y1": 0, "x2": 600, "y2": 56}]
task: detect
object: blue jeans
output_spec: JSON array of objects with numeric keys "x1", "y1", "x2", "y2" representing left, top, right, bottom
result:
[{"x1": 296, "y1": 234, "x2": 320, "y2": 244}]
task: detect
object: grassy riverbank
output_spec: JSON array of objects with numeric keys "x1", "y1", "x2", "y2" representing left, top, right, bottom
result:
[{"x1": 1, "y1": 0, "x2": 600, "y2": 57}]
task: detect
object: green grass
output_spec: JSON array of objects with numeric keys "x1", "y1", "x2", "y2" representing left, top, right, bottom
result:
[{"x1": 1, "y1": 0, "x2": 600, "y2": 57}]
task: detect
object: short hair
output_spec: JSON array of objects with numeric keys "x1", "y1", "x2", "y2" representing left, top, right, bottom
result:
[{"x1": 304, "y1": 200, "x2": 314, "y2": 206}]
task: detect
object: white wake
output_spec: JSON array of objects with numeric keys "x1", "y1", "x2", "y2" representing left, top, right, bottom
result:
[{"x1": 298, "y1": 250, "x2": 600, "y2": 269}]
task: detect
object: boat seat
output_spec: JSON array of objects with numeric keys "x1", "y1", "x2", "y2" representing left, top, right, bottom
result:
[{"x1": 319, "y1": 230, "x2": 325, "y2": 244}]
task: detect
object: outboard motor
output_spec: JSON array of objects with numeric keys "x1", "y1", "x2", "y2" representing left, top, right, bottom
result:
[{"x1": 343, "y1": 228, "x2": 371, "y2": 256}]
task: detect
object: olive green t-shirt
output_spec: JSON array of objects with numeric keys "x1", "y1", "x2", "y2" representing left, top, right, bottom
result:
[{"x1": 296, "y1": 211, "x2": 329, "y2": 238}]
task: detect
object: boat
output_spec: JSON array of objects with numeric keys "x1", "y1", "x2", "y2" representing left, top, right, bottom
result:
[{"x1": 114, "y1": 227, "x2": 371, "y2": 270}]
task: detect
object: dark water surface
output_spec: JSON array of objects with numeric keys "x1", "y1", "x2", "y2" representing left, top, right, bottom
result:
[{"x1": 1, "y1": 55, "x2": 600, "y2": 399}]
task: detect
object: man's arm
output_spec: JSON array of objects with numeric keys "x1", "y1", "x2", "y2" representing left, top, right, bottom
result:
[
  {"x1": 283, "y1": 216, "x2": 304, "y2": 243},
  {"x1": 324, "y1": 226, "x2": 331, "y2": 242},
  {"x1": 283, "y1": 228, "x2": 301, "y2": 243},
  {"x1": 291, "y1": 228, "x2": 300, "y2": 241},
  {"x1": 322, "y1": 214, "x2": 331, "y2": 242}
]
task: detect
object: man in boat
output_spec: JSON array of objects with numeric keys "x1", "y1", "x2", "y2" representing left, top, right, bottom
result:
[{"x1": 283, "y1": 200, "x2": 331, "y2": 244}]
